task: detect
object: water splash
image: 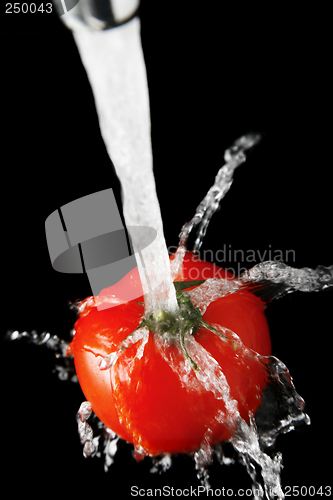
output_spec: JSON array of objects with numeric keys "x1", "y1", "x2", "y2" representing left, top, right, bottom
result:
[
  {"x1": 77, "y1": 401, "x2": 97, "y2": 458},
  {"x1": 255, "y1": 357, "x2": 311, "y2": 448},
  {"x1": 193, "y1": 439, "x2": 214, "y2": 489},
  {"x1": 62, "y1": 135, "x2": 328, "y2": 498},
  {"x1": 6, "y1": 329, "x2": 77, "y2": 382},
  {"x1": 6, "y1": 133, "x2": 331, "y2": 498},
  {"x1": 70, "y1": 348, "x2": 309, "y2": 499},
  {"x1": 192, "y1": 133, "x2": 262, "y2": 254},
  {"x1": 171, "y1": 133, "x2": 261, "y2": 281},
  {"x1": 240, "y1": 260, "x2": 333, "y2": 301},
  {"x1": 6, "y1": 251, "x2": 319, "y2": 498},
  {"x1": 150, "y1": 454, "x2": 172, "y2": 474},
  {"x1": 231, "y1": 418, "x2": 284, "y2": 500},
  {"x1": 77, "y1": 401, "x2": 120, "y2": 471},
  {"x1": 61, "y1": 283, "x2": 310, "y2": 500},
  {"x1": 186, "y1": 261, "x2": 333, "y2": 315}
]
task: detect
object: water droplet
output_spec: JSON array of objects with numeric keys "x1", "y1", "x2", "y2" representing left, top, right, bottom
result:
[{"x1": 150, "y1": 454, "x2": 172, "y2": 474}]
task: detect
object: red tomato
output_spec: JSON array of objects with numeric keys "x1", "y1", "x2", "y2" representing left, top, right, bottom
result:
[{"x1": 68, "y1": 252, "x2": 271, "y2": 457}]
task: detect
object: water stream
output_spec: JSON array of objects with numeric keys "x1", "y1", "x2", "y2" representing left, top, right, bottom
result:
[{"x1": 73, "y1": 18, "x2": 178, "y2": 316}]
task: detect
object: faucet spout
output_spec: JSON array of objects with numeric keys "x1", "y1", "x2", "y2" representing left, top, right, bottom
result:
[{"x1": 52, "y1": 0, "x2": 140, "y2": 31}]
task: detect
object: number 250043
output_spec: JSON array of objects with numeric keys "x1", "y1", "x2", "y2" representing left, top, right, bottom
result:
[{"x1": 5, "y1": 3, "x2": 53, "y2": 14}]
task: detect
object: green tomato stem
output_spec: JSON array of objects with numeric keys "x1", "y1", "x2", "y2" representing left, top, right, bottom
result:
[{"x1": 119, "y1": 283, "x2": 235, "y2": 369}]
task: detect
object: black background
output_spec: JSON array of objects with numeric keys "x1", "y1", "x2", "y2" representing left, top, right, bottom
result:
[{"x1": 1, "y1": 2, "x2": 332, "y2": 497}]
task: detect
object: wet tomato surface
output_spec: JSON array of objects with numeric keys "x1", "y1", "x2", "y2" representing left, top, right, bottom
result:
[{"x1": 68, "y1": 252, "x2": 271, "y2": 457}]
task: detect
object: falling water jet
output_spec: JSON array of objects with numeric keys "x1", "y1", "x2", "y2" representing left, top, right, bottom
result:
[{"x1": 72, "y1": 17, "x2": 178, "y2": 316}]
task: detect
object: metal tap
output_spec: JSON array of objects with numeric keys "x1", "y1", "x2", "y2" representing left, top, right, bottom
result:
[{"x1": 53, "y1": 0, "x2": 140, "y2": 31}]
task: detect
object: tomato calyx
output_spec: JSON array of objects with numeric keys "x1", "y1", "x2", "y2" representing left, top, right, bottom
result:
[{"x1": 121, "y1": 281, "x2": 236, "y2": 371}]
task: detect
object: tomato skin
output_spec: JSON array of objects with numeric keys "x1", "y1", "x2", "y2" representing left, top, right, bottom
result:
[
  {"x1": 69, "y1": 252, "x2": 271, "y2": 456},
  {"x1": 71, "y1": 300, "x2": 144, "y2": 442},
  {"x1": 110, "y1": 332, "x2": 228, "y2": 454},
  {"x1": 178, "y1": 252, "x2": 271, "y2": 356},
  {"x1": 203, "y1": 292, "x2": 271, "y2": 356}
]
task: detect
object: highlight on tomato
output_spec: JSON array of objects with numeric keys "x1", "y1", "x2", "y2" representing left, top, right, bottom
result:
[{"x1": 67, "y1": 252, "x2": 271, "y2": 457}]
